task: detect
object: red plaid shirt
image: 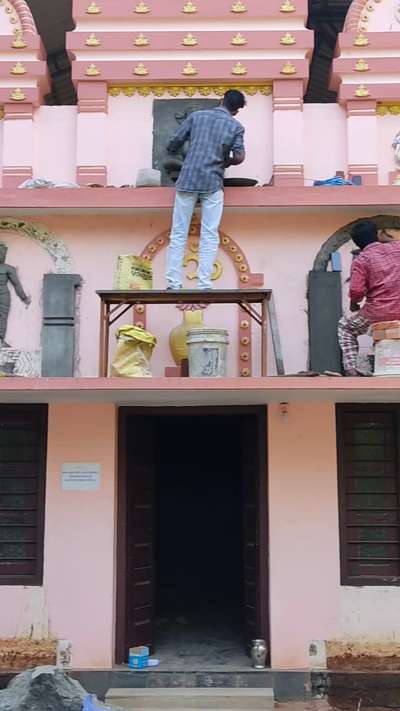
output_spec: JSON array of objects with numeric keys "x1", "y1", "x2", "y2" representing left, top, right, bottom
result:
[{"x1": 349, "y1": 242, "x2": 400, "y2": 321}]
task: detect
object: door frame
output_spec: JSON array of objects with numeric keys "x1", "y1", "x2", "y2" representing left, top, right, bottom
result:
[{"x1": 115, "y1": 405, "x2": 269, "y2": 665}]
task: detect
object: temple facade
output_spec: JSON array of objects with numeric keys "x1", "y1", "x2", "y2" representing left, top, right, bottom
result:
[{"x1": 0, "y1": 0, "x2": 400, "y2": 688}]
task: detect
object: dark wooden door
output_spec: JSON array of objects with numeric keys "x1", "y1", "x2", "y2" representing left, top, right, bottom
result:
[
  {"x1": 116, "y1": 416, "x2": 156, "y2": 662},
  {"x1": 242, "y1": 414, "x2": 269, "y2": 655}
]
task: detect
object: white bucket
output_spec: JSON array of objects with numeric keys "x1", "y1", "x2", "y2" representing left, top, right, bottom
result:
[
  {"x1": 186, "y1": 328, "x2": 229, "y2": 378},
  {"x1": 374, "y1": 339, "x2": 400, "y2": 376}
]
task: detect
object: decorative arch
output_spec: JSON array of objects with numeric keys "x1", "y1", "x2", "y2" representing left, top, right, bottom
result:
[
  {"x1": 0, "y1": 218, "x2": 72, "y2": 272},
  {"x1": 313, "y1": 214, "x2": 400, "y2": 271},
  {"x1": 8, "y1": 0, "x2": 37, "y2": 33},
  {"x1": 134, "y1": 219, "x2": 264, "y2": 377}
]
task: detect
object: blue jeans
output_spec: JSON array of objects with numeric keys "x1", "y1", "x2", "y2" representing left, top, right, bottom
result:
[{"x1": 166, "y1": 189, "x2": 224, "y2": 290}]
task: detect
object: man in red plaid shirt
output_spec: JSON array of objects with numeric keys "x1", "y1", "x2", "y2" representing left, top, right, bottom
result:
[{"x1": 338, "y1": 220, "x2": 400, "y2": 375}]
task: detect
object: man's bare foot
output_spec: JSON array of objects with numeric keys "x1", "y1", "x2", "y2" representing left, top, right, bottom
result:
[{"x1": 0, "y1": 339, "x2": 10, "y2": 348}]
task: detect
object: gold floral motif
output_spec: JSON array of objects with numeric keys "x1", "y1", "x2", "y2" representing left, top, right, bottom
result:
[
  {"x1": 5, "y1": 5, "x2": 12, "y2": 12},
  {"x1": 231, "y1": 32, "x2": 246, "y2": 45},
  {"x1": 232, "y1": 62, "x2": 247, "y2": 75},
  {"x1": 134, "y1": 63, "x2": 149, "y2": 75},
  {"x1": 231, "y1": 1, "x2": 247, "y2": 11},
  {"x1": 108, "y1": 83, "x2": 272, "y2": 97},
  {"x1": 85, "y1": 33, "x2": 100, "y2": 46},
  {"x1": 85, "y1": 63, "x2": 100, "y2": 76},
  {"x1": 280, "y1": 0, "x2": 295, "y2": 11},
  {"x1": 12, "y1": 31, "x2": 26, "y2": 48},
  {"x1": 376, "y1": 103, "x2": 400, "y2": 116},
  {"x1": 182, "y1": 62, "x2": 197, "y2": 75},
  {"x1": 354, "y1": 33, "x2": 368, "y2": 46},
  {"x1": 86, "y1": 2, "x2": 101, "y2": 13},
  {"x1": 280, "y1": 60, "x2": 296, "y2": 74},
  {"x1": 9, "y1": 16, "x2": 17, "y2": 24},
  {"x1": 134, "y1": 33, "x2": 149, "y2": 46},
  {"x1": 11, "y1": 62, "x2": 26, "y2": 75},
  {"x1": 355, "y1": 84, "x2": 370, "y2": 97},
  {"x1": 10, "y1": 88, "x2": 25, "y2": 101},
  {"x1": 366, "y1": 3, "x2": 374, "y2": 10},
  {"x1": 182, "y1": 33, "x2": 198, "y2": 45},
  {"x1": 135, "y1": 1, "x2": 149, "y2": 11},
  {"x1": 355, "y1": 58, "x2": 369, "y2": 71},
  {"x1": 182, "y1": 1, "x2": 197, "y2": 12},
  {"x1": 280, "y1": 32, "x2": 295, "y2": 44}
]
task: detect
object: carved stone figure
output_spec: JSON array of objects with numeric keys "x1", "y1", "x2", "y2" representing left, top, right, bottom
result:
[
  {"x1": 0, "y1": 243, "x2": 31, "y2": 347},
  {"x1": 392, "y1": 130, "x2": 400, "y2": 168},
  {"x1": 152, "y1": 99, "x2": 219, "y2": 186}
]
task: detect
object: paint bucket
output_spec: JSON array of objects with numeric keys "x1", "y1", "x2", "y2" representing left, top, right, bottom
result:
[
  {"x1": 374, "y1": 339, "x2": 400, "y2": 376},
  {"x1": 186, "y1": 328, "x2": 229, "y2": 378}
]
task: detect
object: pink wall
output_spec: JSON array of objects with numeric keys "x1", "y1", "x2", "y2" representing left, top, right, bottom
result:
[
  {"x1": 34, "y1": 107, "x2": 78, "y2": 184},
  {"x1": 44, "y1": 404, "x2": 117, "y2": 668},
  {"x1": 378, "y1": 113, "x2": 400, "y2": 184},
  {"x1": 304, "y1": 105, "x2": 347, "y2": 184},
  {"x1": 268, "y1": 402, "x2": 341, "y2": 668}
]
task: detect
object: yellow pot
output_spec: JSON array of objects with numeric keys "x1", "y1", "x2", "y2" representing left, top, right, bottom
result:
[{"x1": 169, "y1": 309, "x2": 204, "y2": 365}]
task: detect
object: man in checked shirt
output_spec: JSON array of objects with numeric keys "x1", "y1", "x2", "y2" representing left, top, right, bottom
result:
[
  {"x1": 338, "y1": 220, "x2": 400, "y2": 375},
  {"x1": 165, "y1": 90, "x2": 246, "y2": 290}
]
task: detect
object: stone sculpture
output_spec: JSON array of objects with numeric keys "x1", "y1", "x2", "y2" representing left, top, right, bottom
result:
[
  {"x1": 0, "y1": 242, "x2": 30, "y2": 347},
  {"x1": 393, "y1": 130, "x2": 400, "y2": 168}
]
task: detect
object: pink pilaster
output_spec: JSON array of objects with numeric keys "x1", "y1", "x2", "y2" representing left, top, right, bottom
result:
[
  {"x1": 272, "y1": 80, "x2": 304, "y2": 187},
  {"x1": 77, "y1": 81, "x2": 108, "y2": 186},
  {"x1": 346, "y1": 100, "x2": 378, "y2": 186},
  {"x1": 2, "y1": 103, "x2": 34, "y2": 188}
]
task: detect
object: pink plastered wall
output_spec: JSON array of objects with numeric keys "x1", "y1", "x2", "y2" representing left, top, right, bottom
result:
[
  {"x1": 268, "y1": 402, "x2": 341, "y2": 668},
  {"x1": 0, "y1": 210, "x2": 364, "y2": 377},
  {"x1": 378, "y1": 113, "x2": 399, "y2": 184},
  {"x1": 0, "y1": 404, "x2": 117, "y2": 668}
]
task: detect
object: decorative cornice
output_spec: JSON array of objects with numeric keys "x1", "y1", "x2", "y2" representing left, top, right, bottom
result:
[
  {"x1": 108, "y1": 83, "x2": 272, "y2": 98},
  {"x1": 376, "y1": 103, "x2": 400, "y2": 116}
]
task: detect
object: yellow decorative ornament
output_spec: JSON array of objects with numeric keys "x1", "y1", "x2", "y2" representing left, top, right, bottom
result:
[
  {"x1": 134, "y1": 33, "x2": 149, "y2": 46},
  {"x1": 231, "y1": 0, "x2": 247, "y2": 11},
  {"x1": 85, "y1": 33, "x2": 100, "y2": 46},
  {"x1": 355, "y1": 84, "x2": 370, "y2": 97},
  {"x1": 11, "y1": 62, "x2": 26, "y2": 75},
  {"x1": 10, "y1": 88, "x2": 25, "y2": 101},
  {"x1": 280, "y1": 0, "x2": 295, "y2": 11},
  {"x1": 280, "y1": 61, "x2": 296, "y2": 74},
  {"x1": 232, "y1": 62, "x2": 247, "y2": 75},
  {"x1": 182, "y1": 33, "x2": 197, "y2": 45},
  {"x1": 280, "y1": 32, "x2": 295, "y2": 44},
  {"x1": 134, "y1": 63, "x2": 149, "y2": 75},
  {"x1": 355, "y1": 58, "x2": 369, "y2": 71},
  {"x1": 86, "y1": 2, "x2": 101, "y2": 13},
  {"x1": 135, "y1": 1, "x2": 149, "y2": 11},
  {"x1": 11, "y1": 30, "x2": 26, "y2": 48},
  {"x1": 231, "y1": 32, "x2": 246, "y2": 45},
  {"x1": 182, "y1": 1, "x2": 197, "y2": 12},
  {"x1": 85, "y1": 63, "x2": 100, "y2": 76},
  {"x1": 182, "y1": 62, "x2": 198, "y2": 75},
  {"x1": 354, "y1": 33, "x2": 369, "y2": 46}
]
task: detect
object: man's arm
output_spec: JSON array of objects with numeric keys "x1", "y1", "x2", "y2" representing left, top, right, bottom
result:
[
  {"x1": 225, "y1": 126, "x2": 245, "y2": 167},
  {"x1": 349, "y1": 255, "x2": 368, "y2": 310},
  {"x1": 166, "y1": 114, "x2": 193, "y2": 153}
]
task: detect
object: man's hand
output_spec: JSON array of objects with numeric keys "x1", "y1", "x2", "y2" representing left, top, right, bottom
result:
[{"x1": 350, "y1": 300, "x2": 360, "y2": 312}]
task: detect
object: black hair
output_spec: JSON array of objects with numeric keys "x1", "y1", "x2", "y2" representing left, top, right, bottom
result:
[
  {"x1": 222, "y1": 89, "x2": 246, "y2": 114},
  {"x1": 351, "y1": 220, "x2": 378, "y2": 250}
]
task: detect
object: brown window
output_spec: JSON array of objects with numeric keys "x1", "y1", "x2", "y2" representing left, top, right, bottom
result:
[
  {"x1": 0, "y1": 405, "x2": 47, "y2": 585},
  {"x1": 337, "y1": 405, "x2": 400, "y2": 586}
]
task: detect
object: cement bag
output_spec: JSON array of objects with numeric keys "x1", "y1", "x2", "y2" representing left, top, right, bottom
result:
[
  {"x1": 115, "y1": 255, "x2": 153, "y2": 290},
  {"x1": 111, "y1": 325, "x2": 157, "y2": 378}
]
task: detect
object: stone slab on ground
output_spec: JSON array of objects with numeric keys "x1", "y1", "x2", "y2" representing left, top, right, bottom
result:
[{"x1": 106, "y1": 687, "x2": 275, "y2": 709}]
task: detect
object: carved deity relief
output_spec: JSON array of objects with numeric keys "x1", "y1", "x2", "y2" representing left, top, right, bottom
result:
[
  {"x1": 0, "y1": 242, "x2": 30, "y2": 347},
  {"x1": 152, "y1": 99, "x2": 219, "y2": 186},
  {"x1": 393, "y1": 131, "x2": 400, "y2": 168}
]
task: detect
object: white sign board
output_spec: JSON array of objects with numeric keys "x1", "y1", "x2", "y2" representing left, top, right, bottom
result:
[{"x1": 62, "y1": 463, "x2": 101, "y2": 491}]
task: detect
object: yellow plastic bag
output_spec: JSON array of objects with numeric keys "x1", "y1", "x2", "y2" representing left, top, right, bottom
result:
[
  {"x1": 115, "y1": 255, "x2": 153, "y2": 290},
  {"x1": 111, "y1": 325, "x2": 157, "y2": 378}
]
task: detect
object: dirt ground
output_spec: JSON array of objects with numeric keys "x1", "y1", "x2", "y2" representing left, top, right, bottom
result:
[
  {"x1": 0, "y1": 639, "x2": 57, "y2": 670},
  {"x1": 327, "y1": 641, "x2": 400, "y2": 672}
]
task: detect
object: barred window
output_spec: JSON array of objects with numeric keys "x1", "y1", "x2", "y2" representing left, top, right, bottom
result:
[
  {"x1": 337, "y1": 405, "x2": 400, "y2": 585},
  {"x1": 0, "y1": 406, "x2": 47, "y2": 585}
]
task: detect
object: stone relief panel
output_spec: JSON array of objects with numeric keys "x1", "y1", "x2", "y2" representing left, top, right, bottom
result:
[{"x1": 152, "y1": 98, "x2": 219, "y2": 186}]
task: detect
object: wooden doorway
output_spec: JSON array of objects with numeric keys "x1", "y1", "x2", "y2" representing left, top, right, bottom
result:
[{"x1": 115, "y1": 406, "x2": 269, "y2": 666}]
